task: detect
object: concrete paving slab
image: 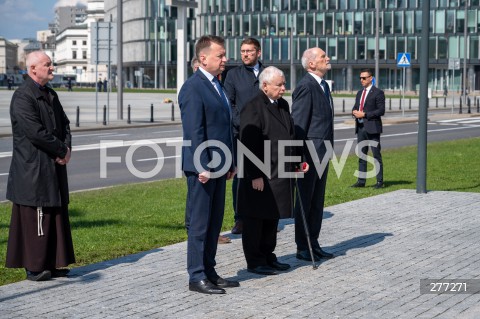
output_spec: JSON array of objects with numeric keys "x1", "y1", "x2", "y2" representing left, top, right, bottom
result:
[{"x1": 1, "y1": 189, "x2": 480, "y2": 318}]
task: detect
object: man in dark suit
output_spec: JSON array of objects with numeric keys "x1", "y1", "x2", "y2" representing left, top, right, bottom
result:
[
  {"x1": 237, "y1": 66, "x2": 308, "y2": 276},
  {"x1": 291, "y1": 47, "x2": 335, "y2": 262},
  {"x1": 179, "y1": 35, "x2": 238, "y2": 294},
  {"x1": 224, "y1": 37, "x2": 265, "y2": 235},
  {"x1": 351, "y1": 68, "x2": 386, "y2": 189}
]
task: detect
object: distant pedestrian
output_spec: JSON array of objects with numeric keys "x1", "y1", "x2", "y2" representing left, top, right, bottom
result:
[
  {"x1": 7, "y1": 76, "x2": 13, "y2": 90},
  {"x1": 103, "y1": 78, "x2": 108, "y2": 92},
  {"x1": 67, "y1": 77, "x2": 72, "y2": 91},
  {"x1": 5, "y1": 50, "x2": 75, "y2": 281},
  {"x1": 97, "y1": 79, "x2": 103, "y2": 91}
]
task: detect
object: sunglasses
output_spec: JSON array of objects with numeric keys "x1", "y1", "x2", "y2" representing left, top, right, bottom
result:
[{"x1": 359, "y1": 76, "x2": 372, "y2": 80}]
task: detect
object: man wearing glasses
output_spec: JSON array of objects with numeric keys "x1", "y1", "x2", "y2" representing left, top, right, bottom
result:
[
  {"x1": 224, "y1": 37, "x2": 265, "y2": 235},
  {"x1": 351, "y1": 68, "x2": 386, "y2": 189}
]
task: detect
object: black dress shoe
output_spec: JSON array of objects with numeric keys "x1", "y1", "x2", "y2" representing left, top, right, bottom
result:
[
  {"x1": 209, "y1": 277, "x2": 240, "y2": 288},
  {"x1": 26, "y1": 270, "x2": 51, "y2": 281},
  {"x1": 351, "y1": 181, "x2": 365, "y2": 188},
  {"x1": 51, "y1": 268, "x2": 70, "y2": 278},
  {"x1": 313, "y1": 247, "x2": 335, "y2": 259},
  {"x1": 373, "y1": 182, "x2": 384, "y2": 189},
  {"x1": 268, "y1": 260, "x2": 291, "y2": 271},
  {"x1": 247, "y1": 265, "x2": 278, "y2": 275},
  {"x1": 189, "y1": 279, "x2": 226, "y2": 294},
  {"x1": 296, "y1": 250, "x2": 320, "y2": 262},
  {"x1": 231, "y1": 221, "x2": 243, "y2": 234}
]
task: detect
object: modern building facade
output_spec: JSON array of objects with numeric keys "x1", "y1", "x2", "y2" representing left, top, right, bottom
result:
[
  {"x1": 104, "y1": 0, "x2": 197, "y2": 88},
  {"x1": 100, "y1": 0, "x2": 480, "y2": 92},
  {"x1": 197, "y1": 0, "x2": 480, "y2": 93}
]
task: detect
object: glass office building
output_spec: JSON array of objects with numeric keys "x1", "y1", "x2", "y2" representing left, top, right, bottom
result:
[
  {"x1": 106, "y1": 0, "x2": 479, "y2": 92},
  {"x1": 196, "y1": 0, "x2": 480, "y2": 92}
]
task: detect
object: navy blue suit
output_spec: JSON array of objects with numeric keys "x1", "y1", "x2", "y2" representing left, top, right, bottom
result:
[
  {"x1": 179, "y1": 70, "x2": 234, "y2": 283},
  {"x1": 291, "y1": 73, "x2": 334, "y2": 252}
]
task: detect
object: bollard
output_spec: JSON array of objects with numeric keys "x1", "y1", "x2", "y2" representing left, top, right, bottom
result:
[
  {"x1": 171, "y1": 102, "x2": 175, "y2": 121},
  {"x1": 435, "y1": 97, "x2": 438, "y2": 108},
  {"x1": 127, "y1": 104, "x2": 131, "y2": 124},
  {"x1": 389, "y1": 98, "x2": 392, "y2": 111},
  {"x1": 103, "y1": 105, "x2": 107, "y2": 125},
  {"x1": 409, "y1": 98, "x2": 411, "y2": 110},
  {"x1": 467, "y1": 97, "x2": 471, "y2": 114},
  {"x1": 459, "y1": 97, "x2": 462, "y2": 114},
  {"x1": 76, "y1": 106, "x2": 80, "y2": 127},
  {"x1": 342, "y1": 99, "x2": 345, "y2": 113},
  {"x1": 444, "y1": 97, "x2": 446, "y2": 108},
  {"x1": 477, "y1": 98, "x2": 480, "y2": 113},
  {"x1": 150, "y1": 103, "x2": 154, "y2": 123},
  {"x1": 399, "y1": 99, "x2": 402, "y2": 110}
]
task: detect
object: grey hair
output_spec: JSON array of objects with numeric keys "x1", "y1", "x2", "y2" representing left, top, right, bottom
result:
[
  {"x1": 191, "y1": 56, "x2": 200, "y2": 70},
  {"x1": 259, "y1": 66, "x2": 284, "y2": 87},
  {"x1": 301, "y1": 48, "x2": 319, "y2": 70},
  {"x1": 26, "y1": 50, "x2": 48, "y2": 70}
]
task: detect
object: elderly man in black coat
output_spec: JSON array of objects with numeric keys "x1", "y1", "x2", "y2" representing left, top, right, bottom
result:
[
  {"x1": 237, "y1": 66, "x2": 308, "y2": 275},
  {"x1": 5, "y1": 50, "x2": 75, "y2": 281}
]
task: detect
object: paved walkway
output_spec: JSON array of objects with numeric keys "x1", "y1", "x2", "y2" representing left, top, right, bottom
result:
[{"x1": 1, "y1": 189, "x2": 480, "y2": 318}]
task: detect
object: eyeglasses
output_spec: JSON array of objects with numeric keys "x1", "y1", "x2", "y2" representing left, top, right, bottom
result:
[
  {"x1": 240, "y1": 49, "x2": 257, "y2": 55},
  {"x1": 359, "y1": 76, "x2": 372, "y2": 80}
]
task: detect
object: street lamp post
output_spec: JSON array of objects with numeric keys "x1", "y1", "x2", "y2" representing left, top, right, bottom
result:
[{"x1": 166, "y1": 0, "x2": 198, "y2": 93}]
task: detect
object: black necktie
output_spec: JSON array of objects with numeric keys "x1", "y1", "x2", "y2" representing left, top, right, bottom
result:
[
  {"x1": 321, "y1": 80, "x2": 330, "y2": 101},
  {"x1": 212, "y1": 77, "x2": 230, "y2": 111}
]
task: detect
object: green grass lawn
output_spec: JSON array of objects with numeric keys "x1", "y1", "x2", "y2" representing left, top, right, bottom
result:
[{"x1": 1, "y1": 137, "x2": 479, "y2": 285}]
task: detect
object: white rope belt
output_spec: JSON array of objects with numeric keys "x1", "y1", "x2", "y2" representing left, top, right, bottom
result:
[{"x1": 37, "y1": 207, "x2": 44, "y2": 237}]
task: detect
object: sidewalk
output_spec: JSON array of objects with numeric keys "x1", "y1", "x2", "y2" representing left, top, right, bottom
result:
[
  {"x1": 1, "y1": 189, "x2": 480, "y2": 318},
  {"x1": 1, "y1": 89, "x2": 479, "y2": 137}
]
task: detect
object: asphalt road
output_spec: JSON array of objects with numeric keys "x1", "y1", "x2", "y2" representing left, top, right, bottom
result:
[{"x1": 1, "y1": 115, "x2": 479, "y2": 202}]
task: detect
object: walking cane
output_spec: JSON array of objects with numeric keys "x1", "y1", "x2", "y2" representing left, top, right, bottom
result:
[{"x1": 295, "y1": 176, "x2": 318, "y2": 270}]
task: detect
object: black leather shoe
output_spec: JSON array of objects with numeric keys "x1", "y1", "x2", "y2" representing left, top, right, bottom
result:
[
  {"x1": 231, "y1": 221, "x2": 243, "y2": 234},
  {"x1": 209, "y1": 277, "x2": 240, "y2": 288},
  {"x1": 247, "y1": 265, "x2": 278, "y2": 275},
  {"x1": 351, "y1": 181, "x2": 365, "y2": 188},
  {"x1": 26, "y1": 270, "x2": 51, "y2": 281},
  {"x1": 189, "y1": 279, "x2": 226, "y2": 294},
  {"x1": 268, "y1": 261, "x2": 291, "y2": 271},
  {"x1": 51, "y1": 268, "x2": 70, "y2": 277},
  {"x1": 373, "y1": 182, "x2": 384, "y2": 189},
  {"x1": 313, "y1": 247, "x2": 335, "y2": 259},
  {"x1": 296, "y1": 250, "x2": 320, "y2": 262}
]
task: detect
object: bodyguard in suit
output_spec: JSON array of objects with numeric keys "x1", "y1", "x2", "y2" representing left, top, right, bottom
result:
[
  {"x1": 291, "y1": 47, "x2": 335, "y2": 262},
  {"x1": 351, "y1": 68, "x2": 386, "y2": 189},
  {"x1": 179, "y1": 35, "x2": 238, "y2": 294},
  {"x1": 237, "y1": 66, "x2": 308, "y2": 275},
  {"x1": 224, "y1": 37, "x2": 265, "y2": 235}
]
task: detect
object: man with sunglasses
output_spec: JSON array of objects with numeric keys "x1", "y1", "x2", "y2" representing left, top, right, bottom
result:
[
  {"x1": 224, "y1": 37, "x2": 265, "y2": 235},
  {"x1": 352, "y1": 68, "x2": 386, "y2": 189}
]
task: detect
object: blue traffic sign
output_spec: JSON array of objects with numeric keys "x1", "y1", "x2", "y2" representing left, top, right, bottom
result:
[{"x1": 397, "y1": 53, "x2": 411, "y2": 67}]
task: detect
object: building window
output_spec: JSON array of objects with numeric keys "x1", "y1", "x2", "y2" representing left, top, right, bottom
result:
[
  {"x1": 72, "y1": 51, "x2": 77, "y2": 59},
  {"x1": 82, "y1": 51, "x2": 87, "y2": 59},
  {"x1": 73, "y1": 40, "x2": 77, "y2": 45},
  {"x1": 83, "y1": 40, "x2": 87, "y2": 45}
]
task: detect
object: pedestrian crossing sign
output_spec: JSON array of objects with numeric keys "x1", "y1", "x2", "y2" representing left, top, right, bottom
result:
[{"x1": 397, "y1": 53, "x2": 411, "y2": 67}]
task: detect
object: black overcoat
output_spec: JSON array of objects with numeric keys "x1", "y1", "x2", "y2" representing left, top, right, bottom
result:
[
  {"x1": 6, "y1": 75, "x2": 71, "y2": 207},
  {"x1": 237, "y1": 91, "x2": 296, "y2": 220}
]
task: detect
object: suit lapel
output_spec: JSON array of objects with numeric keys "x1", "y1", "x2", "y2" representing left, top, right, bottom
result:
[
  {"x1": 197, "y1": 72, "x2": 230, "y2": 115},
  {"x1": 262, "y1": 94, "x2": 290, "y2": 131}
]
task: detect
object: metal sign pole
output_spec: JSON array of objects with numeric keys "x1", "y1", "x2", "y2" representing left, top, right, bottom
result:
[{"x1": 402, "y1": 67, "x2": 405, "y2": 117}]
